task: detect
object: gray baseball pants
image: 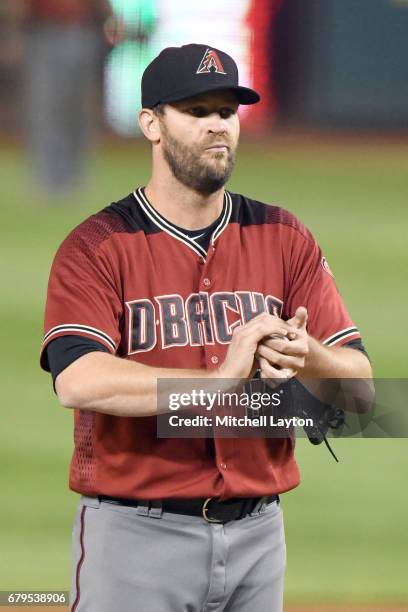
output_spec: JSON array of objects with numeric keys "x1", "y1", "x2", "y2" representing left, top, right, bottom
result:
[{"x1": 70, "y1": 495, "x2": 286, "y2": 612}]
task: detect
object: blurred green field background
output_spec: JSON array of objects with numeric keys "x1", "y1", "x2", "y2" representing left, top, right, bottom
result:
[{"x1": 1, "y1": 137, "x2": 407, "y2": 605}]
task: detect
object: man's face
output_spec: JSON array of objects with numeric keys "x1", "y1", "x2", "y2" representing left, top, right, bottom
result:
[{"x1": 156, "y1": 91, "x2": 240, "y2": 195}]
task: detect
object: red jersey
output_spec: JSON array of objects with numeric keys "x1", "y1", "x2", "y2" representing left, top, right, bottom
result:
[{"x1": 40, "y1": 189, "x2": 361, "y2": 500}]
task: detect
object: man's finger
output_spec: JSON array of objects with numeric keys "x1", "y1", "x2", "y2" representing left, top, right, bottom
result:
[
  {"x1": 258, "y1": 357, "x2": 296, "y2": 382},
  {"x1": 238, "y1": 313, "x2": 297, "y2": 343},
  {"x1": 257, "y1": 343, "x2": 305, "y2": 370},
  {"x1": 288, "y1": 306, "x2": 308, "y2": 330},
  {"x1": 262, "y1": 337, "x2": 308, "y2": 357}
]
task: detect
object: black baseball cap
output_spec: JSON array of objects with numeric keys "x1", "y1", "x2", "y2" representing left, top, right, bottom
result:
[{"x1": 141, "y1": 43, "x2": 260, "y2": 108}]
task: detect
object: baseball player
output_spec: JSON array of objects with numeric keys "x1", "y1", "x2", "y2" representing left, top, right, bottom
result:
[{"x1": 40, "y1": 44, "x2": 372, "y2": 612}]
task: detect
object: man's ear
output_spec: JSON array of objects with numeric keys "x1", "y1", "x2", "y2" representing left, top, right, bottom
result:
[{"x1": 138, "y1": 109, "x2": 161, "y2": 143}]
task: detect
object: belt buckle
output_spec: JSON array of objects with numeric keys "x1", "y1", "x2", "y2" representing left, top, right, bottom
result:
[{"x1": 202, "y1": 497, "x2": 223, "y2": 523}]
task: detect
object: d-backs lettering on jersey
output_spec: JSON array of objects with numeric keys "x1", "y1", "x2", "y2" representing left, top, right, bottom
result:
[
  {"x1": 127, "y1": 291, "x2": 283, "y2": 353},
  {"x1": 40, "y1": 189, "x2": 361, "y2": 501}
]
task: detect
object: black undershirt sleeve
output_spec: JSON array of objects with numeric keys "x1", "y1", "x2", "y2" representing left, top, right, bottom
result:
[
  {"x1": 342, "y1": 338, "x2": 368, "y2": 358},
  {"x1": 46, "y1": 335, "x2": 110, "y2": 388}
]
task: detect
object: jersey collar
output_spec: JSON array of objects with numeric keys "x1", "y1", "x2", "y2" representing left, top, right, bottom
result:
[{"x1": 133, "y1": 187, "x2": 232, "y2": 260}]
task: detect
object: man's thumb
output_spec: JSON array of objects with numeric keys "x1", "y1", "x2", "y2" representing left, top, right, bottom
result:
[{"x1": 291, "y1": 306, "x2": 308, "y2": 329}]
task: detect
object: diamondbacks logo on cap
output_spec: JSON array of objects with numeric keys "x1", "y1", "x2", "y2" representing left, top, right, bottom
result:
[{"x1": 196, "y1": 48, "x2": 226, "y2": 75}]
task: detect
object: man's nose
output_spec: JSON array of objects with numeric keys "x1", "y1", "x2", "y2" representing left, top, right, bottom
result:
[{"x1": 207, "y1": 113, "x2": 228, "y2": 134}]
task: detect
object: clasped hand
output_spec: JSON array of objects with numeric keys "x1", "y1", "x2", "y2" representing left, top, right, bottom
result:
[
  {"x1": 217, "y1": 307, "x2": 309, "y2": 381},
  {"x1": 256, "y1": 306, "x2": 309, "y2": 381}
]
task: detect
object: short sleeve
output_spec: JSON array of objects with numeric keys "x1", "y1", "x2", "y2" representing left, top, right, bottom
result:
[
  {"x1": 40, "y1": 215, "x2": 123, "y2": 371},
  {"x1": 284, "y1": 225, "x2": 361, "y2": 347}
]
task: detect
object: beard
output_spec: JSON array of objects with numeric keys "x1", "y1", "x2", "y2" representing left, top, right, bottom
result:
[{"x1": 160, "y1": 124, "x2": 236, "y2": 195}]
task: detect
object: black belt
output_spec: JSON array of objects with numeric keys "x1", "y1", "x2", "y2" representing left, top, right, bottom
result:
[{"x1": 99, "y1": 494, "x2": 279, "y2": 524}]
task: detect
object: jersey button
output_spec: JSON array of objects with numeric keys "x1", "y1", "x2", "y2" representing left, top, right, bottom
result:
[
  {"x1": 220, "y1": 462, "x2": 227, "y2": 470},
  {"x1": 211, "y1": 355, "x2": 219, "y2": 365},
  {"x1": 203, "y1": 277, "x2": 211, "y2": 287}
]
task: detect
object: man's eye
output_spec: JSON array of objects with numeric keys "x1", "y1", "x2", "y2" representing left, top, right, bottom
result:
[
  {"x1": 219, "y1": 108, "x2": 236, "y2": 119},
  {"x1": 186, "y1": 106, "x2": 236, "y2": 118},
  {"x1": 189, "y1": 107, "x2": 207, "y2": 117}
]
